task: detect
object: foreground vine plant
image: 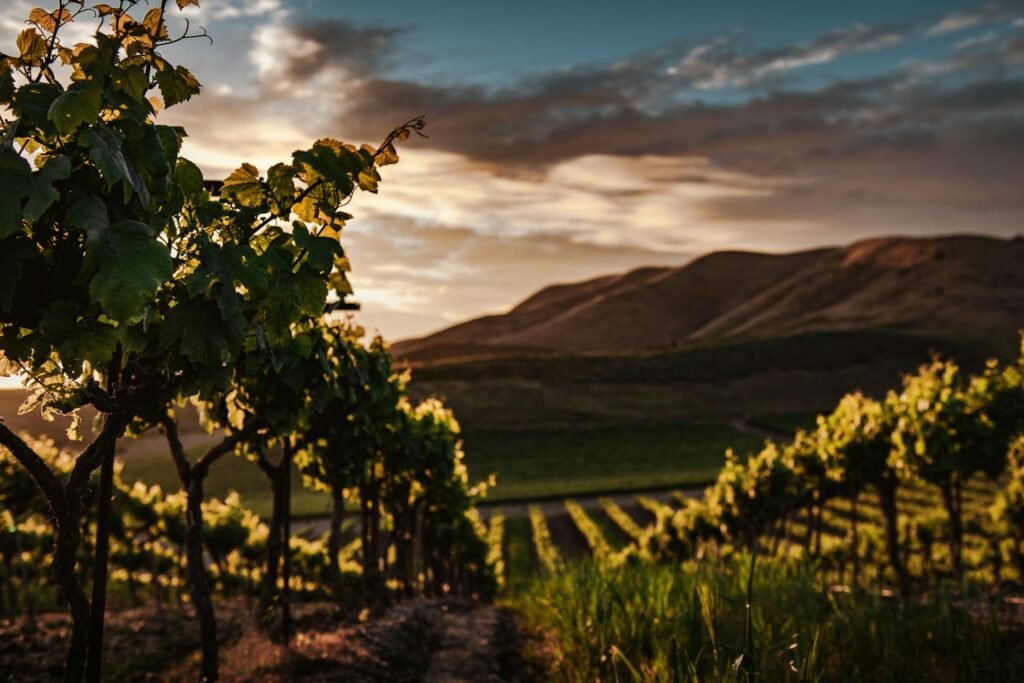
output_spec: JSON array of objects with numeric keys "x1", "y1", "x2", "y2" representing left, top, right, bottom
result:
[{"x1": 0, "y1": 1, "x2": 426, "y2": 680}]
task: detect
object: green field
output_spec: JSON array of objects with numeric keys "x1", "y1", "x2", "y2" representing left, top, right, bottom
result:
[
  {"x1": 118, "y1": 420, "x2": 764, "y2": 511},
  {"x1": 462, "y1": 421, "x2": 764, "y2": 501}
]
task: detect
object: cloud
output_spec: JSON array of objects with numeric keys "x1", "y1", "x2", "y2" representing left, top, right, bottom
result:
[
  {"x1": 671, "y1": 22, "x2": 910, "y2": 89},
  {"x1": 343, "y1": 214, "x2": 690, "y2": 339},
  {"x1": 207, "y1": 0, "x2": 284, "y2": 21},
  {"x1": 251, "y1": 19, "x2": 405, "y2": 93},
  {"x1": 355, "y1": 150, "x2": 801, "y2": 253},
  {"x1": 925, "y1": 2, "x2": 1019, "y2": 36}
]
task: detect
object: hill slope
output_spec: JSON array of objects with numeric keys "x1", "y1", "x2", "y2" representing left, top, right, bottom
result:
[{"x1": 394, "y1": 235, "x2": 1024, "y2": 362}]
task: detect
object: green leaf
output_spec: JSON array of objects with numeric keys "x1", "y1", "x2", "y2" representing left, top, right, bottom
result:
[
  {"x1": 39, "y1": 301, "x2": 119, "y2": 369},
  {"x1": 0, "y1": 63, "x2": 14, "y2": 104},
  {"x1": 65, "y1": 194, "x2": 110, "y2": 238},
  {"x1": 266, "y1": 163, "x2": 297, "y2": 214},
  {"x1": 11, "y1": 83, "x2": 61, "y2": 130},
  {"x1": 262, "y1": 272, "x2": 327, "y2": 342},
  {"x1": 110, "y1": 65, "x2": 149, "y2": 101},
  {"x1": 221, "y1": 163, "x2": 265, "y2": 208},
  {"x1": 160, "y1": 298, "x2": 234, "y2": 365},
  {"x1": 156, "y1": 125, "x2": 184, "y2": 165},
  {"x1": 0, "y1": 235, "x2": 36, "y2": 312},
  {"x1": 293, "y1": 222, "x2": 342, "y2": 272},
  {"x1": 174, "y1": 157, "x2": 204, "y2": 196},
  {"x1": 154, "y1": 64, "x2": 201, "y2": 107},
  {"x1": 48, "y1": 83, "x2": 103, "y2": 134},
  {"x1": 80, "y1": 220, "x2": 172, "y2": 323},
  {"x1": 80, "y1": 123, "x2": 150, "y2": 206},
  {"x1": 133, "y1": 124, "x2": 170, "y2": 177},
  {"x1": 0, "y1": 149, "x2": 33, "y2": 237},
  {"x1": 293, "y1": 140, "x2": 360, "y2": 192},
  {"x1": 23, "y1": 155, "x2": 71, "y2": 220}
]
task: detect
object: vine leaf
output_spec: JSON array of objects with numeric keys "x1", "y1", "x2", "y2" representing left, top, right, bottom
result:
[
  {"x1": 23, "y1": 154, "x2": 71, "y2": 220},
  {"x1": 174, "y1": 158, "x2": 204, "y2": 196},
  {"x1": 0, "y1": 236, "x2": 36, "y2": 311},
  {"x1": 39, "y1": 301, "x2": 118, "y2": 368},
  {"x1": 80, "y1": 123, "x2": 150, "y2": 206},
  {"x1": 155, "y1": 64, "x2": 201, "y2": 107},
  {"x1": 293, "y1": 222, "x2": 342, "y2": 272},
  {"x1": 49, "y1": 83, "x2": 103, "y2": 133},
  {"x1": 0, "y1": 149, "x2": 33, "y2": 237},
  {"x1": 85, "y1": 221, "x2": 172, "y2": 323},
  {"x1": 17, "y1": 28, "x2": 47, "y2": 63},
  {"x1": 110, "y1": 65, "x2": 149, "y2": 102},
  {"x1": 222, "y1": 163, "x2": 265, "y2": 208},
  {"x1": 28, "y1": 8, "x2": 72, "y2": 34},
  {"x1": 266, "y1": 163, "x2": 297, "y2": 214},
  {"x1": 0, "y1": 63, "x2": 14, "y2": 104},
  {"x1": 69, "y1": 200, "x2": 172, "y2": 323}
]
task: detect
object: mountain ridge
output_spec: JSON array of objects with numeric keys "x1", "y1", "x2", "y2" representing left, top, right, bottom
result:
[{"x1": 393, "y1": 234, "x2": 1024, "y2": 363}]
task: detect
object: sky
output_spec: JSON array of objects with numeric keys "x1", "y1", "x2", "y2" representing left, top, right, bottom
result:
[{"x1": 2, "y1": 0, "x2": 1023, "y2": 342}]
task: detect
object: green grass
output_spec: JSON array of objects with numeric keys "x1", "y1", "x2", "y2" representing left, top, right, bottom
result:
[
  {"x1": 118, "y1": 447, "x2": 331, "y2": 519},
  {"x1": 519, "y1": 556, "x2": 1024, "y2": 682},
  {"x1": 462, "y1": 422, "x2": 763, "y2": 501}
]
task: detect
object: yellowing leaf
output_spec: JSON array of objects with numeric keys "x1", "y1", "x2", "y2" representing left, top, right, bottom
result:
[
  {"x1": 142, "y1": 8, "x2": 170, "y2": 40},
  {"x1": 375, "y1": 142, "x2": 399, "y2": 167},
  {"x1": 222, "y1": 163, "x2": 265, "y2": 208},
  {"x1": 28, "y1": 8, "x2": 55, "y2": 33},
  {"x1": 17, "y1": 28, "x2": 47, "y2": 63},
  {"x1": 176, "y1": 0, "x2": 200, "y2": 8}
]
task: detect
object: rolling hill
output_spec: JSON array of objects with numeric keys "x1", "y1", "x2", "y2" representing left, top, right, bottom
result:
[{"x1": 394, "y1": 235, "x2": 1024, "y2": 363}]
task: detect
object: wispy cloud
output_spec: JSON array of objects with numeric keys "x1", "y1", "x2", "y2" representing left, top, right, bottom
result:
[
  {"x1": 671, "y1": 22, "x2": 910, "y2": 89},
  {"x1": 925, "y1": 1, "x2": 1019, "y2": 36}
]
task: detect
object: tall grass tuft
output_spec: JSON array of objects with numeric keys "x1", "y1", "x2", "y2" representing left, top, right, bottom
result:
[{"x1": 518, "y1": 554, "x2": 1023, "y2": 682}]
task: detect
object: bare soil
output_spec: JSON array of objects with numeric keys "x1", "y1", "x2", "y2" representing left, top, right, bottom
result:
[{"x1": 0, "y1": 599, "x2": 541, "y2": 682}]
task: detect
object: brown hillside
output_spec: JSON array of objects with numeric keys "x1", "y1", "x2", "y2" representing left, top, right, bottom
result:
[{"x1": 393, "y1": 235, "x2": 1024, "y2": 362}]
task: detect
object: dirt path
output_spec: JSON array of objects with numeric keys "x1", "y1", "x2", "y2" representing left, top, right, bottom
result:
[
  {"x1": 423, "y1": 603, "x2": 532, "y2": 683},
  {"x1": 214, "y1": 599, "x2": 538, "y2": 682}
]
